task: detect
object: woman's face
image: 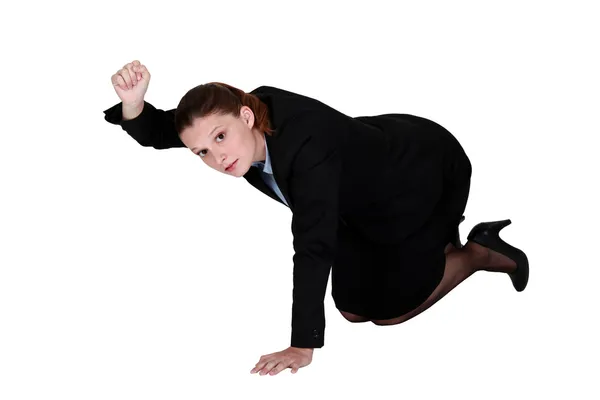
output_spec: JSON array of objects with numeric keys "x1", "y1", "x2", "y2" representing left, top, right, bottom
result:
[{"x1": 179, "y1": 106, "x2": 265, "y2": 177}]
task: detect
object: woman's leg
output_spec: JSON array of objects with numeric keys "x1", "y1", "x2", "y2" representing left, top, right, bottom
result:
[
  {"x1": 371, "y1": 240, "x2": 516, "y2": 326},
  {"x1": 339, "y1": 241, "x2": 462, "y2": 323},
  {"x1": 369, "y1": 125, "x2": 481, "y2": 326}
]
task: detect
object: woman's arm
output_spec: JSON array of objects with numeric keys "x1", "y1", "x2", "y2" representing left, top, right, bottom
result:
[
  {"x1": 103, "y1": 100, "x2": 186, "y2": 150},
  {"x1": 289, "y1": 144, "x2": 341, "y2": 348},
  {"x1": 286, "y1": 114, "x2": 345, "y2": 349}
]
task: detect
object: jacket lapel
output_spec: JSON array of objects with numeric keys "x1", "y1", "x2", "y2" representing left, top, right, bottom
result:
[
  {"x1": 243, "y1": 164, "x2": 291, "y2": 207},
  {"x1": 266, "y1": 133, "x2": 293, "y2": 208}
]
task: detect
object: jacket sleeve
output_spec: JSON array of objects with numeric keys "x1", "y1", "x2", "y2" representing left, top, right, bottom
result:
[
  {"x1": 288, "y1": 130, "x2": 343, "y2": 348},
  {"x1": 102, "y1": 101, "x2": 186, "y2": 149}
]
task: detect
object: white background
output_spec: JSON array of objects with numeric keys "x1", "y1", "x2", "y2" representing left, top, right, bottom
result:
[{"x1": 1, "y1": 0, "x2": 598, "y2": 398}]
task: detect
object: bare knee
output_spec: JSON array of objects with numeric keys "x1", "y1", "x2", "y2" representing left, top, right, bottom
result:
[{"x1": 339, "y1": 310, "x2": 370, "y2": 323}]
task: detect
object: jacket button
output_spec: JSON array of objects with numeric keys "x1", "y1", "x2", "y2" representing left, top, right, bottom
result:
[{"x1": 312, "y1": 329, "x2": 319, "y2": 338}]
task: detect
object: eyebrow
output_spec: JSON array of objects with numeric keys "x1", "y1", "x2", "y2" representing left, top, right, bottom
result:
[{"x1": 191, "y1": 125, "x2": 223, "y2": 153}]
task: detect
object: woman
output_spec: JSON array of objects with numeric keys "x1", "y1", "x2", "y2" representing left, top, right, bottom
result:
[{"x1": 104, "y1": 60, "x2": 529, "y2": 376}]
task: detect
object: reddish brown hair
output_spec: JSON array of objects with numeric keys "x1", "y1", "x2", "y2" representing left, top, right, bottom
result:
[{"x1": 174, "y1": 82, "x2": 274, "y2": 136}]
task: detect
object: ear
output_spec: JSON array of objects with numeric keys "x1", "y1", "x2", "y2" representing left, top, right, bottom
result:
[{"x1": 240, "y1": 106, "x2": 255, "y2": 129}]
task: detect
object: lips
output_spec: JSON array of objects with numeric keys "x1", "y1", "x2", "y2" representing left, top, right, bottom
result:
[{"x1": 226, "y1": 159, "x2": 238, "y2": 171}]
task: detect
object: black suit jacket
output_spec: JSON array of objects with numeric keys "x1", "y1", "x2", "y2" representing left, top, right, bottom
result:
[{"x1": 103, "y1": 85, "x2": 463, "y2": 348}]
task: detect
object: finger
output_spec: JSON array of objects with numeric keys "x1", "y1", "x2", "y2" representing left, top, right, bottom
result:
[
  {"x1": 125, "y1": 66, "x2": 137, "y2": 87},
  {"x1": 132, "y1": 65, "x2": 141, "y2": 82},
  {"x1": 259, "y1": 360, "x2": 278, "y2": 375},
  {"x1": 251, "y1": 357, "x2": 270, "y2": 374},
  {"x1": 290, "y1": 363, "x2": 299, "y2": 374},
  {"x1": 128, "y1": 66, "x2": 137, "y2": 86},
  {"x1": 121, "y1": 63, "x2": 133, "y2": 88},
  {"x1": 250, "y1": 364, "x2": 264, "y2": 374},
  {"x1": 121, "y1": 68, "x2": 133, "y2": 89},
  {"x1": 130, "y1": 61, "x2": 142, "y2": 82},
  {"x1": 268, "y1": 361, "x2": 288, "y2": 376},
  {"x1": 112, "y1": 74, "x2": 126, "y2": 91},
  {"x1": 135, "y1": 64, "x2": 150, "y2": 83}
]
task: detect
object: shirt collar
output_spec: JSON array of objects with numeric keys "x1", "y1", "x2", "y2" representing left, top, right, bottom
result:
[{"x1": 251, "y1": 135, "x2": 272, "y2": 174}]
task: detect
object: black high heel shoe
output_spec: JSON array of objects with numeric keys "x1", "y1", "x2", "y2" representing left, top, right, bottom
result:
[{"x1": 467, "y1": 219, "x2": 529, "y2": 292}]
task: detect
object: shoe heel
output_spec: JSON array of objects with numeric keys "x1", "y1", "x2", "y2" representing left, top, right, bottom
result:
[{"x1": 466, "y1": 219, "x2": 529, "y2": 292}]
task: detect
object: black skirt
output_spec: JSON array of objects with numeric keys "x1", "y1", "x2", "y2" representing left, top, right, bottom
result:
[{"x1": 331, "y1": 128, "x2": 472, "y2": 320}]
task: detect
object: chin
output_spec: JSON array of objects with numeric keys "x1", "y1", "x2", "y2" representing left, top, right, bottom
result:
[{"x1": 234, "y1": 165, "x2": 247, "y2": 176}]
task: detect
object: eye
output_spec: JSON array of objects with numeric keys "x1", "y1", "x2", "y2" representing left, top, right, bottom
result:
[{"x1": 197, "y1": 133, "x2": 225, "y2": 158}]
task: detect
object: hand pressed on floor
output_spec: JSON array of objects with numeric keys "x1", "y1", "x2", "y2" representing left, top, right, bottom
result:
[{"x1": 250, "y1": 346, "x2": 313, "y2": 376}]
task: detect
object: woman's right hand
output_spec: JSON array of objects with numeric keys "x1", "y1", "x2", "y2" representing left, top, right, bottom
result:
[{"x1": 111, "y1": 60, "x2": 151, "y2": 106}]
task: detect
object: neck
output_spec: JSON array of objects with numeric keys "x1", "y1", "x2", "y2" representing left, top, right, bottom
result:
[{"x1": 253, "y1": 129, "x2": 266, "y2": 163}]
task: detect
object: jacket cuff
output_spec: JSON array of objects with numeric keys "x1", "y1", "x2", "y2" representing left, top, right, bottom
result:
[
  {"x1": 103, "y1": 101, "x2": 151, "y2": 127},
  {"x1": 291, "y1": 327, "x2": 324, "y2": 348}
]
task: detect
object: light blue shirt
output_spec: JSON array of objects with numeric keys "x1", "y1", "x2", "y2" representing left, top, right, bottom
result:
[{"x1": 251, "y1": 136, "x2": 289, "y2": 206}]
